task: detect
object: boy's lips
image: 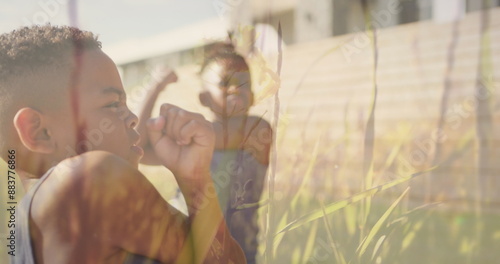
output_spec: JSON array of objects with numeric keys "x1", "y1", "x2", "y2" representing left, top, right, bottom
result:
[{"x1": 130, "y1": 144, "x2": 144, "y2": 158}]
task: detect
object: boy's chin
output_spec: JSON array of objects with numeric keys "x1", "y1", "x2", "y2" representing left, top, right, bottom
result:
[
  {"x1": 125, "y1": 156, "x2": 140, "y2": 169},
  {"x1": 127, "y1": 145, "x2": 144, "y2": 167}
]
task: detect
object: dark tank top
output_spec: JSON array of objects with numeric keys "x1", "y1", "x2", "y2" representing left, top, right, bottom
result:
[
  {"x1": 11, "y1": 168, "x2": 161, "y2": 264},
  {"x1": 210, "y1": 150, "x2": 268, "y2": 264}
]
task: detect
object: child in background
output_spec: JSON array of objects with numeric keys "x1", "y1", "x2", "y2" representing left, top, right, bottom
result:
[
  {"x1": 138, "y1": 42, "x2": 271, "y2": 264},
  {"x1": 200, "y1": 42, "x2": 272, "y2": 264},
  {"x1": 1, "y1": 25, "x2": 245, "y2": 264}
]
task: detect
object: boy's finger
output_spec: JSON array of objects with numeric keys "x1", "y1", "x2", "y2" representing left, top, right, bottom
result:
[
  {"x1": 159, "y1": 104, "x2": 204, "y2": 121},
  {"x1": 147, "y1": 116, "x2": 166, "y2": 144},
  {"x1": 159, "y1": 104, "x2": 176, "y2": 137},
  {"x1": 165, "y1": 107, "x2": 178, "y2": 139},
  {"x1": 159, "y1": 104, "x2": 208, "y2": 143},
  {"x1": 170, "y1": 110, "x2": 191, "y2": 144},
  {"x1": 159, "y1": 103, "x2": 176, "y2": 117},
  {"x1": 170, "y1": 113, "x2": 207, "y2": 144},
  {"x1": 178, "y1": 119, "x2": 214, "y2": 147}
]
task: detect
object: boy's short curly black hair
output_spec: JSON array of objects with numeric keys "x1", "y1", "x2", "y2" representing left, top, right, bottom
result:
[
  {"x1": 0, "y1": 24, "x2": 101, "y2": 80},
  {"x1": 0, "y1": 24, "x2": 101, "y2": 156}
]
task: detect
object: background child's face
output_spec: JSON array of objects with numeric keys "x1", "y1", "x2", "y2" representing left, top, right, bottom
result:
[
  {"x1": 53, "y1": 50, "x2": 143, "y2": 166},
  {"x1": 201, "y1": 61, "x2": 253, "y2": 117}
]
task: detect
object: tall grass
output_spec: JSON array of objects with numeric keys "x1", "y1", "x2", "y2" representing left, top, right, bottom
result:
[
  {"x1": 472, "y1": 0, "x2": 495, "y2": 262},
  {"x1": 359, "y1": 0, "x2": 378, "y2": 244},
  {"x1": 475, "y1": 0, "x2": 494, "y2": 203},
  {"x1": 257, "y1": 2, "x2": 500, "y2": 264},
  {"x1": 264, "y1": 22, "x2": 283, "y2": 264}
]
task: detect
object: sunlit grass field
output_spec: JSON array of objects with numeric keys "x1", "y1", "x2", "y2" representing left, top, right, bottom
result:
[
  {"x1": 251, "y1": 5, "x2": 500, "y2": 263},
  {"x1": 254, "y1": 126, "x2": 500, "y2": 263}
]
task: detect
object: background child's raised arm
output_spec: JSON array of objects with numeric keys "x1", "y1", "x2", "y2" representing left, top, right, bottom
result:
[{"x1": 136, "y1": 69, "x2": 178, "y2": 165}]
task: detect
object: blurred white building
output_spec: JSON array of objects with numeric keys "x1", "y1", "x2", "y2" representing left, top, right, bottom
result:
[{"x1": 108, "y1": 0, "x2": 499, "y2": 88}]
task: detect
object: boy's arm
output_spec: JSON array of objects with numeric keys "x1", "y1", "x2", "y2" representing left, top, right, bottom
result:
[
  {"x1": 145, "y1": 104, "x2": 246, "y2": 263},
  {"x1": 40, "y1": 151, "x2": 244, "y2": 263},
  {"x1": 136, "y1": 69, "x2": 178, "y2": 165}
]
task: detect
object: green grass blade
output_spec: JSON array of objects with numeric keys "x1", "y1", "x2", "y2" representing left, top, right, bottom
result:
[
  {"x1": 290, "y1": 137, "x2": 321, "y2": 209},
  {"x1": 359, "y1": 0, "x2": 379, "y2": 241},
  {"x1": 475, "y1": 0, "x2": 495, "y2": 202},
  {"x1": 321, "y1": 201, "x2": 347, "y2": 264},
  {"x1": 387, "y1": 201, "x2": 441, "y2": 227},
  {"x1": 344, "y1": 202, "x2": 357, "y2": 236},
  {"x1": 265, "y1": 22, "x2": 283, "y2": 264},
  {"x1": 378, "y1": 126, "x2": 412, "y2": 181},
  {"x1": 275, "y1": 167, "x2": 436, "y2": 236},
  {"x1": 360, "y1": 0, "x2": 378, "y2": 181},
  {"x1": 301, "y1": 221, "x2": 319, "y2": 263},
  {"x1": 371, "y1": 235, "x2": 387, "y2": 262},
  {"x1": 356, "y1": 187, "x2": 410, "y2": 256},
  {"x1": 272, "y1": 211, "x2": 289, "y2": 257},
  {"x1": 402, "y1": 221, "x2": 424, "y2": 251},
  {"x1": 362, "y1": 162, "x2": 374, "y2": 226}
]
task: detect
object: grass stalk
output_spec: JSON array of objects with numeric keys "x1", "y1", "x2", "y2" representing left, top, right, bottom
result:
[
  {"x1": 264, "y1": 22, "x2": 283, "y2": 264},
  {"x1": 359, "y1": 0, "x2": 379, "y2": 242}
]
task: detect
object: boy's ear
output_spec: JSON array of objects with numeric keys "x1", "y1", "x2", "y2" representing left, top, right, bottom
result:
[
  {"x1": 199, "y1": 92, "x2": 212, "y2": 108},
  {"x1": 13, "y1": 108, "x2": 55, "y2": 154}
]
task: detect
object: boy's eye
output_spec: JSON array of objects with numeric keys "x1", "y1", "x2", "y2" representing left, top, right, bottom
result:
[{"x1": 105, "y1": 101, "x2": 121, "y2": 108}]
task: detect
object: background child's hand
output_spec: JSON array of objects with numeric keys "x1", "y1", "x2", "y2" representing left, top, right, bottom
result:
[
  {"x1": 151, "y1": 67, "x2": 178, "y2": 92},
  {"x1": 146, "y1": 104, "x2": 215, "y2": 185}
]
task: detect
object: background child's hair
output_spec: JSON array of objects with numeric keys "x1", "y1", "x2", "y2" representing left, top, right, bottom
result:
[{"x1": 200, "y1": 41, "x2": 249, "y2": 75}]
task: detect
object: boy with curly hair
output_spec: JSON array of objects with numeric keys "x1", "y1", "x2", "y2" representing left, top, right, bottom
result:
[{"x1": 0, "y1": 25, "x2": 245, "y2": 264}]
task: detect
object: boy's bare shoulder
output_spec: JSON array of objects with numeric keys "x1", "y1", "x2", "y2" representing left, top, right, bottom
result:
[
  {"x1": 31, "y1": 151, "x2": 146, "y2": 224},
  {"x1": 53, "y1": 151, "x2": 139, "y2": 186}
]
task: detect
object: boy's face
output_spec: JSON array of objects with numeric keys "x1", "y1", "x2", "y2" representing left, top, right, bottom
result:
[
  {"x1": 51, "y1": 50, "x2": 143, "y2": 167},
  {"x1": 201, "y1": 61, "x2": 253, "y2": 117}
]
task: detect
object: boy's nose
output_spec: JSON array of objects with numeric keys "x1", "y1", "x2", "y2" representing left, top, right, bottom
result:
[{"x1": 127, "y1": 111, "x2": 139, "y2": 128}]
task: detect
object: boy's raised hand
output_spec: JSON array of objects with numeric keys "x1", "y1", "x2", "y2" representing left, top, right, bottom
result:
[
  {"x1": 146, "y1": 105, "x2": 246, "y2": 263},
  {"x1": 146, "y1": 104, "x2": 215, "y2": 184}
]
